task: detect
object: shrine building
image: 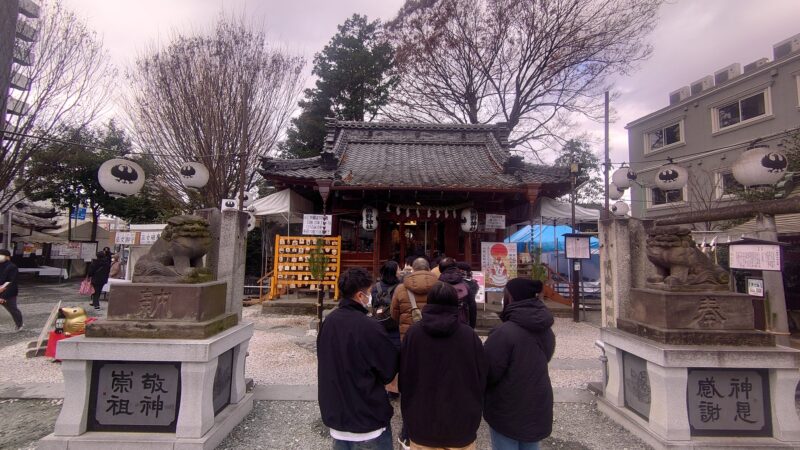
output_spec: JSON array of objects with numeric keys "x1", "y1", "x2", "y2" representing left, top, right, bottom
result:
[{"x1": 259, "y1": 119, "x2": 572, "y2": 275}]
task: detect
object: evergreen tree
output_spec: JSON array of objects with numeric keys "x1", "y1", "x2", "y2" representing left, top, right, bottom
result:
[
  {"x1": 280, "y1": 14, "x2": 397, "y2": 158},
  {"x1": 553, "y1": 139, "x2": 604, "y2": 205}
]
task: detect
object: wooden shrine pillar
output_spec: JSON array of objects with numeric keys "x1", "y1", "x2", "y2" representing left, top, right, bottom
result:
[
  {"x1": 399, "y1": 221, "x2": 406, "y2": 265},
  {"x1": 372, "y1": 221, "x2": 381, "y2": 277},
  {"x1": 465, "y1": 232, "x2": 473, "y2": 265}
]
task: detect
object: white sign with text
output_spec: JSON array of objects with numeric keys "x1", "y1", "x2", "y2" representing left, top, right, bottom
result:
[
  {"x1": 302, "y1": 214, "x2": 332, "y2": 236},
  {"x1": 485, "y1": 214, "x2": 506, "y2": 230},
  {"x1": 729, "y1": 244, "x2": 781, "y2": 271}
]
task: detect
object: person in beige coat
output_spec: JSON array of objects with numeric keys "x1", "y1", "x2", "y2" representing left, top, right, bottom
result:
[{"x1": 391, "y1": 257, "x2": 438, "y2": 341}]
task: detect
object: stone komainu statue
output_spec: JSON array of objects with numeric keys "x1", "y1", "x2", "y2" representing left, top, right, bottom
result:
[
  {"x1": 645, "y1": 226, "x2": 729, "y2": 289},
  {"x1": 133, "y1": 215, "x2": 212, "y2": 283}
]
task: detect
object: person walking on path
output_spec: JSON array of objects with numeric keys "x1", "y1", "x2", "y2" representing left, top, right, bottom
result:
[
  {"x1": 438, "y1": 257, "x2": 477, "y2": 328},
  {"x1": 484, "y1": 278, "x2": 555, "y2": 450},
  {"x1": 399, "y1": 282, "x2": 488, "y2": 450},
  {"x1": 0, "y1": 249, "x2": 22, "y2": 331},
  {"x1": 317, "y1": 267, "x2": 399, "y2": 450},
  {"x1": 86, "y1": 251, "x2": 111, "y2": 311}
]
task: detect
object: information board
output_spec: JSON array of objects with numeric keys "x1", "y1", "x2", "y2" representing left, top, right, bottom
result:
[
  {"x1": 729, "y1": 244, "x2": 781, "y2": 271},
  {"x1": 140, "y1": 231, "x2": 162, "y2": 246},
  {"x1": 89, "y1": 361, "x2": 181, "y2": 432},
  {"x1": 565, "y1": 235, "x2": 591, "y2": 260},
  {"x1": 81, "y1": 242, "x2": 98, "y2": 261},
  {"x1": 115, "y1": 232, "x2": 136, "y2": 246},
  {"x1": 302, "y1": 214, "x2": 332, "y2": 236},
  {"x1": 687, "y1": 368, "x2": 770, "y2": 436},
  {"x1": 485, "y1": 214, "x2": 506, "y2": 230},
  {"x1": 746, "y1": 278, "x2": 764, "y2": 297},
  {"x1": 52, "y1": 242, "x2": 82, "y2": 259}
]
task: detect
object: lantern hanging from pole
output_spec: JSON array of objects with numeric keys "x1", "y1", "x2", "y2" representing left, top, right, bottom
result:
[
  {"x1": 460, "y1": 208, "x2": 478, "y2": 232},
  {"x1": 246, "y1": 212, "x2": 257, "y2": 232},
  {"x1": 732, "y1": 144, "x2": 788, "y2": 187},
  {"x1": 611, "y1": 167, "x2": 637, "y2": 189},
  {"x1": 242, "y1": 190, "x2": 258, "y2": 207},
  {"x1": 654, "y1": 163, "x2": 688, "y2": 190},
  {"x1": 362, "y1": 206, "x2": 378, "y2": 231},
  {"x1": 179, "y1": 162, "x2": 209, "y2": 189},
  {"x1": 98, "y1": 158, "x2": 145, "y2": 197},
  {"x1": 610, "y1": 201, "x2": 629, "y2": 216},
  {"x1": 608, "y1": 183, "x2": 624, "y2": 200}
]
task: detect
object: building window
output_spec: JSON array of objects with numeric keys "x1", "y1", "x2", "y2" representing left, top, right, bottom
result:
[
  {"x1": 715, "y1": 171, "x2": 743, "y2": 199},
  {"x1": 712, "y1": 88, "x2": 771, "y2": 132},
  {"x1": 645, "y1": 120, "x2": 683, "y2": 153},
  {"x1": 649, "y1": 187, "x2": 684, "y2": 207}
]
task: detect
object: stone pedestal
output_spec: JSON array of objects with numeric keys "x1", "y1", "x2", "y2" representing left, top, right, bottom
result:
[
  {"x1": 598, "y1": 327, "x2": 800, "y2": 449},
  {"x1": 86, "y1": 281, "x2": 237, "y2": 339},
  {"x1": 616, "y1": 288, "x2": 774, "y2": 346},
  {"x1": 38, "y1": 323, "x2": 254, "y2": 450}
]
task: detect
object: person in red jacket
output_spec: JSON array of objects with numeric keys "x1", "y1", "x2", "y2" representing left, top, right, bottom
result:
[{"x1": 484, "y1": 278, "x2": 555, "y2": 450}]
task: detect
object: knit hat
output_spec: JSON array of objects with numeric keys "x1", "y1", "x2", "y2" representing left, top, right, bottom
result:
[{"x1": 504, "y1": 278, "x2": 543, "y2": 304}]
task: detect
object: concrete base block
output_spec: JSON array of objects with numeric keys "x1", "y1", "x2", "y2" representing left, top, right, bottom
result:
[
  {"x1": 598, "y1": 327, "x2": 800, "y2": 449},
  {"x1": 38, "y1": 394, "x2": 254, "y2": 450},
  {"x1": 44, "y1": 323, "x2": 253, "y2": 449}
]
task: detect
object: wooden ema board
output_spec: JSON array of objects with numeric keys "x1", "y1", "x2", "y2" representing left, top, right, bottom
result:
[{"x1": 270, "y1": 235, "x2": 341, "y2": 300}]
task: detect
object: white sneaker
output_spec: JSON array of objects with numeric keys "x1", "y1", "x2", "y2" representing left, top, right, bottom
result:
[{"x1": 14, "y1": 324, "x2": 23, "y2": 332}]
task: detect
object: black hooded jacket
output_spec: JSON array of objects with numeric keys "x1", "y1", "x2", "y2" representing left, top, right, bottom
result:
[
  {"x1": 438, "y1": 268, "x2": 478, "y2": 328},
  {"x1": 483, "y1": 298, "x2": 556, "y2": 442},
  {"x1": 317, "y1": 297, "x2": 399, "y2": 433},
  {"x1": 399, "y1": 303, "x2": 488, "y2": 448}
]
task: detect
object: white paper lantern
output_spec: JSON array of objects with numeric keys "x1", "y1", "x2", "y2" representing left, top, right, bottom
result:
[
  {"x1": 436, "y1": 210, "x2": 441, "y2": 218},
  {"x1": 98, "y1": 158, "x2": 145, "y2": 197},
  {"x1": 362, "y1": 206, "x2": 378, "y2": 231},
  {"x1": 460, "y1": 208, "x2": 478, "y2": 232},
  {"x1": 610, "y1": 201, "x2": 629, "y2": 216},
  {"x1": 732, "y1": 145, "x2": 789, "y2": 187},
  {"x1": 179, "y1": 162, "x2": 209, "y2": 189},
  {"x1": 246, "y1": 212, "x2": 257, "y2": 231},
  {"x1": 221, "y1": 198, "x2": 239, "y2": 211},
  {"x1": 608, "y1": 183, "x2": 624, "y2": 200},
  {"x1": 654, "y1": 164, "x2": 688, "y2": 190},
  {"x1": 612, "y1": 167, "x2": 637, "y2": 189},
  {"x1": 242, "y1": 191, "x2": 259, "y2": 207}
]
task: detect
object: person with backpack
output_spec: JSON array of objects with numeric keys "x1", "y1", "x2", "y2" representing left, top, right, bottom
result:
[
  {"x1": 318, "y1": 268, "x2": 398, "y2": 450},
  {"x1": 484, "y1": 278, "x2": 555, "y2": 450},
  {"x1": 371, "y1": 260, "x2": 402, "y2": 398},
  {"x1": 390, "y1": 256, "x2": 438, "y2": 449},
  {"x1": 371, "y1": 260, "x2": 402, "y2": 348},
  {"x1": 438, "y1": 257, "x2": 477, "y2": 328},
  {"x1": 399, "y1": 282, "x2": 488, "y2": 450}
]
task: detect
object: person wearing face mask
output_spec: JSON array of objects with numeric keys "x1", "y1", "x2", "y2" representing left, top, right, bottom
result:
[
  {"x1": 317, "y1": 267, "x2": 399, "y2": 450},
  {"x1": 0, "y1": 249, "x2": 22, "y2": 331}
]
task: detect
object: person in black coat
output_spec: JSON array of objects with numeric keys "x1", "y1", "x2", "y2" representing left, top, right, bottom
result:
[
  {"x1": 438, "y1": 257, "x2": 477, "y2": 328},
  {"x1": 317, "y1": 268, "x2": 398, "y2": 450},
  {"x1": 399, "y1": 282, "x2": 488, "y2": 449},
  {"x1": 0, "y1": 249, "x2": 22, "y2": 331},
  {"x1": 86, "y1": 251, "x2": 111, "y2": 310},
  {"x1": 484, "y1": 278, "x2": 555, "y2": 450}
]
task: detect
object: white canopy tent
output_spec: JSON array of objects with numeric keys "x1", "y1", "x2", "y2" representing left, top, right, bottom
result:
[
  {"x1": 250, "y1": 189, "x2": 314, "y2": 225},
  {"x1": 532, "y1": 196, "x2": 601, "y2": 224}
]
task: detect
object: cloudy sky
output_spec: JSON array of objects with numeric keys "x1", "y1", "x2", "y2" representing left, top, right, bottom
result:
[{"x1": 62, "y1": 0, "x2": 800, "y2": 166}]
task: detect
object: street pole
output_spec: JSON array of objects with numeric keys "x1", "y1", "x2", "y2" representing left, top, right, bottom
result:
[
  {"x1": 570, "y1": 159, "x2": 580, "y2": 322},
  {"x1": 603, "y1": 91, "x2": 610, "y2": 220}
]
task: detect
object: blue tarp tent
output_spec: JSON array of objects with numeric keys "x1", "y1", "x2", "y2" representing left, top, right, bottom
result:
[{"x1": 505, "y1": 224, "x2": 599, "y2": 253}]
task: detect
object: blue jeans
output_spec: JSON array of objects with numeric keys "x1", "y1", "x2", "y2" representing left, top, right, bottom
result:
[
  {"x1": 332, "y1": 425, "x2": 393, "y2": 450},
  {"x1": 490, "y1": 427, "x2": 540, "y2": 450}
]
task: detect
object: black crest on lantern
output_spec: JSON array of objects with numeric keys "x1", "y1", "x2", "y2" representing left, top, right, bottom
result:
[{"x1": 111, "y1": 164, "x2": 139, "y2": 184}]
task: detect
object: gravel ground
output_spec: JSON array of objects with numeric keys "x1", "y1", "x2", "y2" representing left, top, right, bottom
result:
[
  {"x1": 0, "y1": 398, "x2": 62, "y2": 450},
  {"x1": 218, "y1": 400, "x2": 652, "y2": 450}
]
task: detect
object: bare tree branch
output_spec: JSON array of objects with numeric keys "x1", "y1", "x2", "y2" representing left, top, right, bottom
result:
[
  {"x1": 125, "y1": 18, "x2": 305, "y2": 209},
  {"x1": 1, "y1": 0, "x2": 115, "y2": 210},
  {"x1": 384, "y1": 0, "x2": 661, "y2": 159}
]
